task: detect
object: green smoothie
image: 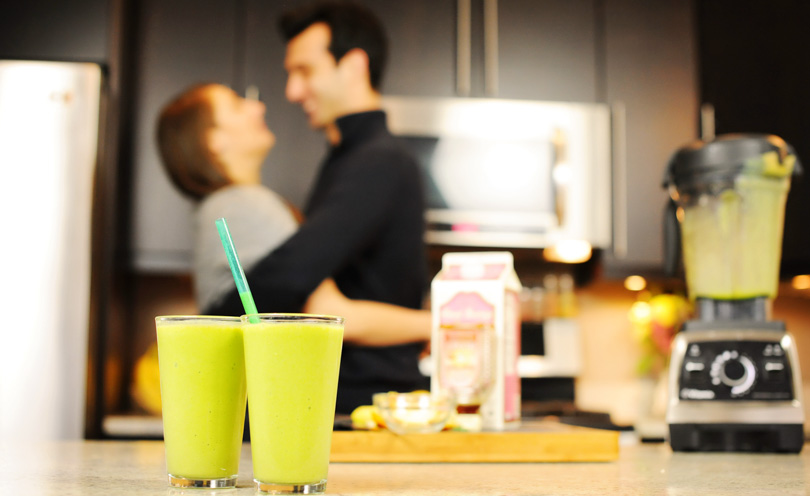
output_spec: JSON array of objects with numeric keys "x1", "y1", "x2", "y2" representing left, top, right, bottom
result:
[
  {"x1": 680, "y1": 175, "x2": 790, "y2": 300},
  {"x1": 156, "y1": 316, "x2": 247, "y2": 484},
  {"x1": 242, "y1": 315, "x2": 343, "y2": 487}
]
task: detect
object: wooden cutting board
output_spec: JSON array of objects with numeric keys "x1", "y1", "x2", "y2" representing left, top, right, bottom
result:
[{"x1": 330, "y1": 421, "x2": 619, "y2": 463}]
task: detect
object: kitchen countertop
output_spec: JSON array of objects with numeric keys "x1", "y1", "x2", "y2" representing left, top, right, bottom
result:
[{"x1": 0, "y1": 437, "x2": 807, "y2": 495}]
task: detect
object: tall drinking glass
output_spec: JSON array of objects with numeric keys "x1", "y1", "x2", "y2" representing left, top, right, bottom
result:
[
  {"x1": 241, "y1": 314, "x2": 344, "y2": 495},
  {"x1": 155, "y1": 316, "x2": 247, "y2": 488}
]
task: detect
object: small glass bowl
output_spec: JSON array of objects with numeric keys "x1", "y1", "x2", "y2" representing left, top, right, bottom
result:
[{"x1": 372, "y1": 391, "x2": 454, "y2": 434}]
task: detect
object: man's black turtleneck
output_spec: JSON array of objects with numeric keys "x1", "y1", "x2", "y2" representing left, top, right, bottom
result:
[{"x1": 206, "y1": 110, "x2": 429, "y2": 412}]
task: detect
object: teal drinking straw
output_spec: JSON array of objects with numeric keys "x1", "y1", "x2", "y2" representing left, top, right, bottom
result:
[{"x1": 215, "y1": 217, "x2": 259, "y2": 323}]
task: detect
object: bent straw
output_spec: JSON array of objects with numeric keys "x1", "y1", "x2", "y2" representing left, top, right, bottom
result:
[{"x1": 215, "y1": 217, "x2": 259, "y2": 323}]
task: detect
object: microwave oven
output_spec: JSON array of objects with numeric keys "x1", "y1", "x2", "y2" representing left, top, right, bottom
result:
[{"x1": 381, "y1": 96, "x2": 612, "y2": 250}]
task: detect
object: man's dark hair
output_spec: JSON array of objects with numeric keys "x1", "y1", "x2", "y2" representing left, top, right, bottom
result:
[{"x1": 279, "y1": 1, "x2": 388, "y2": 90}]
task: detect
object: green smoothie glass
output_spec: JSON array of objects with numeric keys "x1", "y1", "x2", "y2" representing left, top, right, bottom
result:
[
  {"x1": 156, "y1": 316, "x2": 247, "y2": 488},
  {"x1": 241, "y1": 314, "x2": 344, "y2": 495}
]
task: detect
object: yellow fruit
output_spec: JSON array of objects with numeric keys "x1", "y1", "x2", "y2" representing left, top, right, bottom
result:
[
  {"x1": 649, "y1": 294, "x2": 686, "y2": 328},
  {"x1": 372, "y1": 409, "x2": 387, "y2": 428},
  {"x1": 351, "y1": 405, "x2": 381, "y2": 430},
  {"x1": 131, "y1": 343, "x2": 162, "y2": 416}
]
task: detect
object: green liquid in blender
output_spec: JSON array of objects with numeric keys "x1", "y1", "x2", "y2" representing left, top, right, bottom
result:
[{"x1": 681, "y1": 175, "x2": 789, "y2": 300}]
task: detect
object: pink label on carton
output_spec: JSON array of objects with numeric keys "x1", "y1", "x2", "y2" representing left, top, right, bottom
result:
[
  {"x1": 442, "y1": 264, "x2": 507, "y2": 281},
  {"x1": 439, "y1": 292, "x2": 495, "y2": 326},
  {"x1": 503, "y1": 289, "x2": 522, "y2": 421}
]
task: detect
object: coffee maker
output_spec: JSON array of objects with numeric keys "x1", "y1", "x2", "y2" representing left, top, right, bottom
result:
[{"x1": 663, "y1": 134, "x2": 804, "y2": 452}]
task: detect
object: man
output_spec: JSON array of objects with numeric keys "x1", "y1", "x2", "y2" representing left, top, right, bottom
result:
[{"x1": 207, "y1": 1, "x2": 429, "y2": 413}]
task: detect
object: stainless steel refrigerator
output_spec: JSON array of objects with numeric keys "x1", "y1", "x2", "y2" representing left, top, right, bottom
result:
[{"x1": 0, "y1": 60, "x2": 101, "y2": 440}]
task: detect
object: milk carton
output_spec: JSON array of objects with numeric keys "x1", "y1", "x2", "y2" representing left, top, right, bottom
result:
[{"x1": 431, "y1": 251, "x2": 522, "y2": 430}]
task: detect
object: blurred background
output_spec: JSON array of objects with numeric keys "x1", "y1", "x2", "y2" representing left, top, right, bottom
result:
[{"x1": 1, "y1": 0, "x2": 809, "y2": 440}]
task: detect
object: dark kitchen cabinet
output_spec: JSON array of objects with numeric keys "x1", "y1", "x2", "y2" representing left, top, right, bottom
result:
[
  {"x1": 380, "y1": 0, "x2": 599, "y2": 103},
  {"x1": 0, "y1": 0, "x2": 109, "y2": 61},
  {"x1": 129, "y1": 0, "x2": 240, "y2": 271},
  {"x1": 371, "y1": 0, "x2": 599, "y2": 103},
  {"x1": 362, "y1": 1, "x2": 458, "y2": 97},
  {"x1": 600, "y1": 0, "x2": 698, "y2": 276},
  {"x1": 497, "y1": 0, "x2": 599, "y2": 102}
]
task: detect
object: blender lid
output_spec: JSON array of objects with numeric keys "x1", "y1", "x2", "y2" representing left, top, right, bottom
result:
[{"x1": 662, "y1": 133, "x2": 802, "y2": 189}]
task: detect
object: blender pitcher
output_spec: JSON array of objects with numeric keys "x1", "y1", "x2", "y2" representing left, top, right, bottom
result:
[{"x1": 663, "y1": 134, "x2": 801, "y2": 319}]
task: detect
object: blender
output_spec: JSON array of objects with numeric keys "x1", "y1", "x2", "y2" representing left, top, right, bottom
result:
[{"x1": 663, "y1": 134, "x2": 804, "y2": 452}]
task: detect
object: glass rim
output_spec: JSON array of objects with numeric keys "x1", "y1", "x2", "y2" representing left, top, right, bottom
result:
[
  {"x1": 155, "y1": 315, "x2": 241, "y2": 323},
  {"x1": 240, "y1": 313, "x2": 344, "y2": 325}
]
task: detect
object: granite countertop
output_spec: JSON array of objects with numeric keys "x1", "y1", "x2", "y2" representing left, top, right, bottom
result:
[{"x1": 0, "y1": 438, "x2": 807, "y2": 495}]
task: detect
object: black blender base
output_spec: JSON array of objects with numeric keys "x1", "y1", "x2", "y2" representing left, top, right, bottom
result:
[{"x1": 669, "y1": 423, "x2": 804, "y2": 453}]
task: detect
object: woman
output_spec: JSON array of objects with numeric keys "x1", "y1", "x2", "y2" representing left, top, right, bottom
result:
[{"x1": 156, "y1": 83, "x2": 430, "y2": 345}]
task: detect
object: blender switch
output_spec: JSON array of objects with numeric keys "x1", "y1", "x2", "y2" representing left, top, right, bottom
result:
[
  {"x1": 683, "y1": 361, "x2": 709, "y2": 386},
  {"x1": 764, "y1": 361, "x2": 784, "y2": 372},
  {"x1": 764, "y1": 361, "x2": 786, "y2": 382},
  {"x1": 684, "y1": 361, "x2": 705, "y2": 372}
]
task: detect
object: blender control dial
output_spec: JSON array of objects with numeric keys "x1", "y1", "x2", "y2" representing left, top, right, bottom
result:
[{"x1": 710, "y1": 350, "x2": 757, "y2": 397}]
